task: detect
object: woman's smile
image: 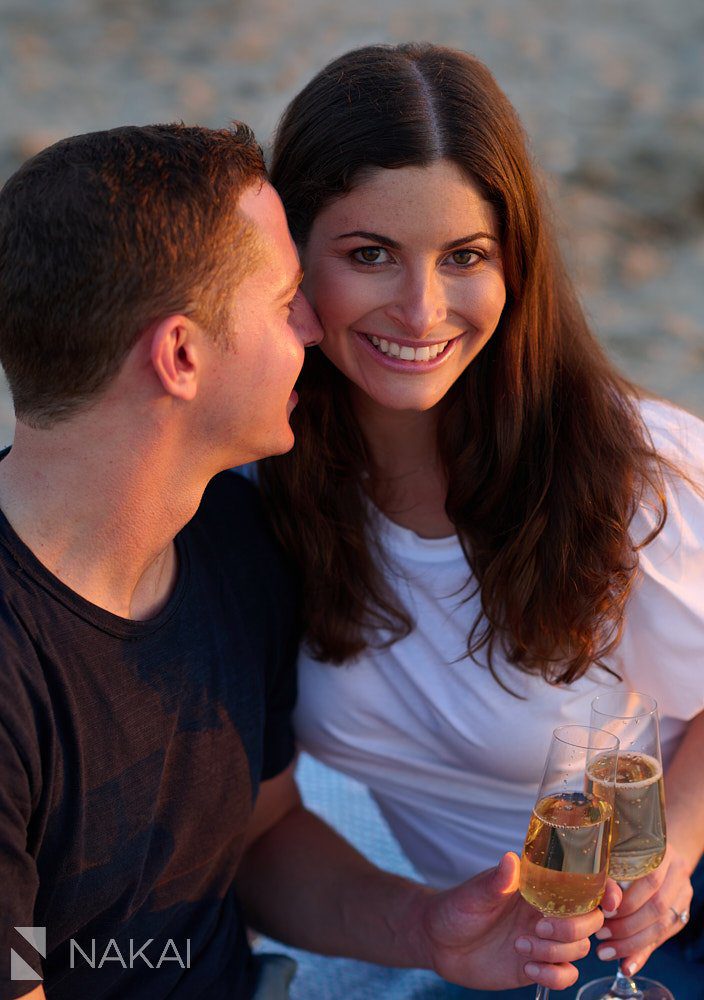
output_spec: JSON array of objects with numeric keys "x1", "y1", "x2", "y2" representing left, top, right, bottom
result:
[{"x1": 356, "y1": 329, "x2": 462, "y2": 370}]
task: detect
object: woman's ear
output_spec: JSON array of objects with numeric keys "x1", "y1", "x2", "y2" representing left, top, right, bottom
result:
[{"x1": 149, "y1": 315, "x2": 201, "y2": 402}]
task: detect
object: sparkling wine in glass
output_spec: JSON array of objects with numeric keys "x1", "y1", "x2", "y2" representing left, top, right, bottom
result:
[
  {"x1": 577, "y1": 691, "x2": 673, "y2": 1000},
  {"x1": 519, "y1": 725, "x2": 619, "y2": 1000}
]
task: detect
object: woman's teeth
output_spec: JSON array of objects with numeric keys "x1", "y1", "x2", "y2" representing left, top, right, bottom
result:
[{"x1": 366, "y1": 335, "x2": 449, "y2": 361}]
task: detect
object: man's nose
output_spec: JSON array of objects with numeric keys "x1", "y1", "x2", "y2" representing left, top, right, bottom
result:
[
  {"x1": 386, "y1": 271, "x2": 448, "y2": 338},
  {"x1": 291, "y1": 290, "x2": 323, "y2": 347}
]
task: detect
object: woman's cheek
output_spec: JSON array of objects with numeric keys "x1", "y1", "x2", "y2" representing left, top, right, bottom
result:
[
  {"x1": 314, "y1": 276, "x2": 373, "y2": 333},
  {"x1": 459, "y1": 273, "x2": 507, "y2": 329}
]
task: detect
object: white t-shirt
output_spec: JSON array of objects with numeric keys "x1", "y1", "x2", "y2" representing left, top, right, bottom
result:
[{"x1": 294, "y1": 399, "x2": 704, "y2": 888}]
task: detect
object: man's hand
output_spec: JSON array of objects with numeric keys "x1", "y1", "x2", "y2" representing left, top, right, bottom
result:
[
  {"x1": 238, "y1": 767, "x2": 622, "y2": 991},
  {"x1": 415, "y1": 853, "x2": 622, "y2": 991}
]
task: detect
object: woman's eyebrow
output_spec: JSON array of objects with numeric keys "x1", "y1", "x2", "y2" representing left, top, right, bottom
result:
[
  {"x1": 334, "y1": 230, "x2": 401, "y2": 250},
  {"x1": 443, "y1": 232, "x2": 498, "y2": 249},
  {"x1": 333, "y1": 230, "x2": 498, "y2": 251}
]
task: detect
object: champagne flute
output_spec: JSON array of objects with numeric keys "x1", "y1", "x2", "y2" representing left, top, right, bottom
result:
[
  {"x1": 577, "y1": 692, "x2": 673, "y2": 1000},
  {"x1": 519, "y1": 725, "x2": 619, "y2": 1000}
]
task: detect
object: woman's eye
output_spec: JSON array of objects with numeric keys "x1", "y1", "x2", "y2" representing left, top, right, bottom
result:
[
  {"x1": 352, "y1": 247, "x2": 388, "y2": 264},
  {"x1": 449, "y1": 249, "x2": 480, "y2": 266}
]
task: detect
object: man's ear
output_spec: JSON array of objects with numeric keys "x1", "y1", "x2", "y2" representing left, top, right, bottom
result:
[{"x1": 149, "y1": 315, "x2": 201, "y2": 401}]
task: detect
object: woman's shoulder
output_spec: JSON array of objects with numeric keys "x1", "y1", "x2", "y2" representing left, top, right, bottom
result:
[
  {"x1": 631, "y1": 395, "x2": 704, "y2": 570},
  {"x1": 617, "y1": 398, "x2": 704, "y2": 721},
  {"x1": 638, "y1": 396, "x2": 704, "y2": 472}
]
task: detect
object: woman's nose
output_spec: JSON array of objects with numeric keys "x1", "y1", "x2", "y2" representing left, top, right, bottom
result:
[{"x1": 385, "y1": 272, "x2": 448, "y2": 338}]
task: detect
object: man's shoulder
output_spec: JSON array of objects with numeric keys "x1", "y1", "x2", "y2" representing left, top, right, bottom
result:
[
  {"x1": 198, "y1": 467, "x2": 262, "y2": 519},
  {"x1": 0, "y1": 563, "x2": 48, "y2": 662},
  {"x1": 187, "y1": 469, "x2": 300, "y2": 649},
  {"x1": 188, "y1": 469, "x2": 295, "y2": 585},
  {"x1": 0, "y1": 583, "x2": 47, "y2": 739},
  {"x1": 0, "y1": 546, "x2": 42, "y2": 641},
  {"x1": 192, "y1": 469, "x2": 271, "y2": 548}
]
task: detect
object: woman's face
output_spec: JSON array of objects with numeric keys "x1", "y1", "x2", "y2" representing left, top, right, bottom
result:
[{"x1": 301, "y1": 159, "x2": 506, "y2": 413}]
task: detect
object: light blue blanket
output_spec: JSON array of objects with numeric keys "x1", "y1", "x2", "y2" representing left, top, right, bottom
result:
[{"x1": 257, "y1": 755, "x2": 703, "y2": 999}]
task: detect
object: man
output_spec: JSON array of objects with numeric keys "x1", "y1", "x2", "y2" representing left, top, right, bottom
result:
[{"x1": 0, "y1": 124, "x2": 615, "y2": 999}]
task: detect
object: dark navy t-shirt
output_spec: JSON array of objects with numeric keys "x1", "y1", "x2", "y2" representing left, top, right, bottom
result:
[{"x1": 0, "y1": 471, "x2": 299, "y2": 999}]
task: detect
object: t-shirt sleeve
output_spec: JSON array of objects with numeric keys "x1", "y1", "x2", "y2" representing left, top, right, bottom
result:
[
  {"x1": 613, "y1": 401, "x2": 704, "y2": 721},
  {"x1": 0, "y1": 630, "x2": 43, "y2": 998}
]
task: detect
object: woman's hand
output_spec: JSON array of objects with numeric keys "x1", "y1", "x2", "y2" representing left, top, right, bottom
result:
[
  {"x1": 419, "y1": 852, "x2": 622, "y2": 991},
  {"x1": 595, "y1": 843, "x2": 694, "y2": 976}
]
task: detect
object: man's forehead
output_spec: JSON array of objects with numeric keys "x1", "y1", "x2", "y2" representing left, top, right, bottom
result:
[
  {"x1": 237, "y1": 181, "x2": 300, "y2": 283},
  {"x1": 238, "y1": 180, "x2": 287, "y2": 235}
]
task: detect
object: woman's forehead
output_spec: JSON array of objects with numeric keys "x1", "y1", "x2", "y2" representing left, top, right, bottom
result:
[{"x1": 312, "y1": 161, "x2": 497, "y2": 239}]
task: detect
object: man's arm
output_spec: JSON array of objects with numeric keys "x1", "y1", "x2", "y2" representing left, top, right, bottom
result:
[
  {"x1": 0, "y1": 646, "x2": 45, "y2": 1000},
  {"x1": 236, "y1": 762, "x2": 620, "y2": 991}
]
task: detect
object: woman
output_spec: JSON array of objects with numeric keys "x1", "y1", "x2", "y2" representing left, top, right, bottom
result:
[{"x1": 260, "y1": 43, "x2": 704, "y2": 994}]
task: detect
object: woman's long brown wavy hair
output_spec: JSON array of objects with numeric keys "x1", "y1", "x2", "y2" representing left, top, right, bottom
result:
[{"x1": 260, "y1": 43, "x2": 667, "y2": 686}]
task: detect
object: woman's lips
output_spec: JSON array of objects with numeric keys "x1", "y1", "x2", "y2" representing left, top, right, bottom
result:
[{"x1": 355, "y1": 330, "x2": 462, "y2": 371}]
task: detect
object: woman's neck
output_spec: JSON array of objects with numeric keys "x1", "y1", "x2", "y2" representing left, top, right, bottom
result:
[{"x1": 351, "y1": 390, "x2": 455, "y2": 539}]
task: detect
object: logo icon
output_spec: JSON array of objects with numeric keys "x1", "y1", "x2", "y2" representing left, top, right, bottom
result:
[{"x1": 11, "y1": 926, "x2": 45, "y2": 981}]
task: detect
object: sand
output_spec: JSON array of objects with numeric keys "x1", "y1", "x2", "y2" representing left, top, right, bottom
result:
[{"x1": 0, "y1": 0, "x2": 702, "y2": 444}]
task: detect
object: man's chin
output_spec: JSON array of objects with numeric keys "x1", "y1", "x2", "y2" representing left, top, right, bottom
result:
[
  {"x1": 254, "y1": 426, "x2": 297, "y2": 462},
  {"x1": 222, "y1": 419, "x2": 298, "y2": 469},
  {"x1": 270, "y1": 427, "x2": 296, "y2": 457}
]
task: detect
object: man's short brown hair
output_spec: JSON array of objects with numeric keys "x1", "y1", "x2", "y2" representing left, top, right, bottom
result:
[{"x1": 0, "y1": 123, "x2": 267, "y2": 427}]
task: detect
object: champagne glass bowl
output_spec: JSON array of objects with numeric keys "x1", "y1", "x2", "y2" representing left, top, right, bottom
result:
[
  {"x1": 577, "y1": 692, "x2": 673, "y2": 1000},
  {"x1": 519, "y1": 725, "x2": 620, "y2": 1000}
]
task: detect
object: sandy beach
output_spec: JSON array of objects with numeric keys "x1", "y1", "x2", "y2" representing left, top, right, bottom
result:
[{"x1": 1, "y1": 0, "x2": 702, "y2": 444}]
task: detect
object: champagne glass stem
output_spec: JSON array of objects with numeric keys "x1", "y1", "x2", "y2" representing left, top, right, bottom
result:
[
  {"x1": 536, "y1": 986, "x2": 549, "y2": 1000},
  {"x1": 609, "y1": 965, "x2": 642, "y2": 998},
  {"x1": 608, "y1": 882, "x2": 640, "y2": 997}
]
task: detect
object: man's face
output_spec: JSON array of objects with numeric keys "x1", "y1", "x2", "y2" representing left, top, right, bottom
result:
[{"x1": 202, "y1": 181, "x2": 322, "y2": 466}]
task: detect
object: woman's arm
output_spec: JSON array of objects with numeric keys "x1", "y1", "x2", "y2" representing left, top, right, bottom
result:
[
  {"x1": 595, "y1": 707, "x2": 704, "y2": 975},
  {"x1": 661, "y1": 706, "x2": 704, "y2": 871}
]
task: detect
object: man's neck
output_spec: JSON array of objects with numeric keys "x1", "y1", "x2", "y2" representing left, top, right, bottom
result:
[{"x1": 0, "y1": 417, "x2": 209, "y2": 620}]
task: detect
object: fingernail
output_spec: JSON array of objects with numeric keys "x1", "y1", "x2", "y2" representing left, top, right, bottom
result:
[
  {"x1": 599, "y1": 947, "x2": 617, "y2": 961},
  {"x1": 624, "y1": 962, "x2": 636, "y2": 977},
  {"x1": 535, "y1": 919, "x2": 553, "y2": 936},
  {"x1": 525, "y1": 963, "x2": 540, "y2": 978},
  {"x1": 595, "y1": 927, "x2": 612, "y2": 940},
  {"x1": 515, "y1": 937, "x2": 532, "y2": 955},
  {"x1": 602, "y1": 909, "x2": 618, "y2": 918}
]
